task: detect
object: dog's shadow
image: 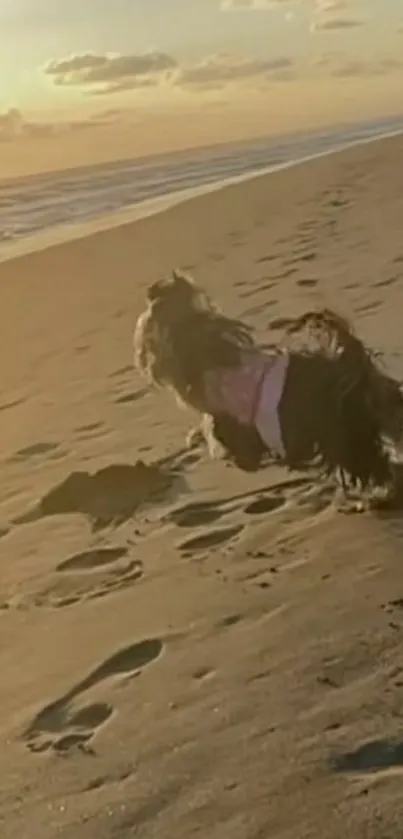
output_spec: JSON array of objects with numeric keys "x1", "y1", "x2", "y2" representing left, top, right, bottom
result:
[
  {"x1": 331, "y1": 738, "x2": 403, "y2": 774},
  {"x1": 13, "y1": 450, "x2": 192, "y2": 531}
]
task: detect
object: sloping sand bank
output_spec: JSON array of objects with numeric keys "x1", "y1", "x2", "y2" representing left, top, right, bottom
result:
[{"x1": 1, "y1": 135, "x2": 403, "y2": 838}]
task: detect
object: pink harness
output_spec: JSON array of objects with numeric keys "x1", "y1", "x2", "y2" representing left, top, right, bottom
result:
[{"x1": 204, "y1": 350, "x2": 289, "y2": 456}]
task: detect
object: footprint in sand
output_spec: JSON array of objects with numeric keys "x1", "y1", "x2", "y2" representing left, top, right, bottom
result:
[
  {"x1": 322, "y1": 195, "x2": 350, "y2": 210},
  {"x1": 167, "y1": 501, "x2": 224, "y2": 528},
  {"x1": 25, "y1": 547, "x2": 144, "y2": 610},
  {"x1": 9, "y1": 441, "x2": 62, "y2": 463},
  {"x1": 298, "y1": 221, "x2": 317, "y2": 232},
  {"x1": 57, "y1": 547, "x2": 128, "y2": 573},
  {"x1": 73, "y1": 423, "x2": 114, "y2": 446},
  {"x1": 228, "y1": 230, "x2": 243, "y2": 246},
  {"x1": 242, "y1": 302, "x2": 274, "y2": 319},
  {"x1": 330, "y1": 738, "x2": 403, "y2": 775},
  {"x1": 215, "y1": 614, "x2": 243, "y2": 629},
  {"x1": 75, "y1": 421, "x2": 105, "y2": 435},
  {"x1": 382, "y1": 598, "x2": 403, "y2": 620},
  {"x1": 296, "y1": 278, "x2": 318, "y2": 288},
  {"x1": 178, "y1": 525, "x2": 244, "y2": 556},
  {"x1": 114, "y1": 388, "x2": 148, "y2": 405},
  {"x1": 286, "y1": 251, "x2": 318, "y2": 266},
  {"x1": 168, "y1": 477, "x2": 313, "y2": 562},
  {"x1": 238, "y1": 282, "x2": 277, "y2": 300},
  {"x1": 109, "y1": 365, "x2": 133, "y2": 380},
  {"x1": 23, "y1": 638, "x2": 163, "y2": 754},
  {"x1": 275, "y1": 267, "x2": 298, "y2": 280},
  {"x1": 256, "y1": 254, "x2": 280, "y2": 264},
  {"x1": 372, "y1": 276, "x2": 398, "y2": 289},
  {"x1": 169, "y1": 477, "x2": 310, "y2": 530},
  {"x1": 354, "y1": 300, "x2": 382, "y2": 316},
  {"x1": 244, "y1": 495, "x2": 286, "y2": 515},
  {"x1": 268, "y1": 316, "x2": 295, "y2": 331},
  {"x1": 0, "y1": 397, "x2": 25, "y2": 414}
]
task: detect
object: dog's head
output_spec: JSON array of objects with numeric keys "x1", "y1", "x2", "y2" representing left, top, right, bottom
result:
[
  {"x1": 134, "y1": 270, "x2": 215, "y2": 387},
  {"x1": 134, "y1": 269, "x2": 255, "y2": 408},
  {"x1": 147, "y1": 270, "x2": 217, "y2": 318}
]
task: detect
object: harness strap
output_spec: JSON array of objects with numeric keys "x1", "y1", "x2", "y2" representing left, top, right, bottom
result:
[{"x1": 249, "y1": 355, "x2": 277, "y2": 425}]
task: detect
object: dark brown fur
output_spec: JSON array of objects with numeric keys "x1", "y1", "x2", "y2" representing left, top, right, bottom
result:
[
  {"x1": 211, "y1": 413, "x2": 268, "y2": 472},
  {"x1": 286, "y1": 308, "x2": 403, "y2": 446},
  {"x1": 280, "y1": 352, "x2": 391, "y2": 488},
  {"x1": 134, "y1": 271, "x2": 255, "y2": 411}
]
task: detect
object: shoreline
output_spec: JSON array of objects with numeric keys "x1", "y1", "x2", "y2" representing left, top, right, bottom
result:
[{"x1": 1, "y1": 124, "x2": 402, "y2": 266}]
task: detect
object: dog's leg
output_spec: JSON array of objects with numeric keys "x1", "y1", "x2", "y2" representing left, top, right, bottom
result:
[
  {"x1": 336, "y1": 467, "x2": 349, "y2": 494},
  {"x1": 187, "y1": 414, "x2": 226, "y2": 459},
  {"x1": 186, "y1": 419, "x2": 208, "y2": 450}
]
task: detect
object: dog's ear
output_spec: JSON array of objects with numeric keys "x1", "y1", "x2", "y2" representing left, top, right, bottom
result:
[
  {"x1": 172, "y1": 268, "x2": 194, "y2": 285},
  {"x1": 147, "y1": 278, "x2": 168, "y2": 302},
  {"x1": 171, "y1": 270, "x2": 198, "y2": 300},
  {"x1": 147, "y1": 270, "x2": 195, "y2": 304}
]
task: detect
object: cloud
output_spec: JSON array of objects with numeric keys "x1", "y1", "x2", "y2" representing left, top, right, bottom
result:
[
  {"x1": 221, "y1": 0, "x2": 364, "y2": 31},
  {"x1": 45, "y1": 51, "x2": 177, "y2": 94},
  {"x1": 315, "y1": 0, "x2": 348, "y2": 9},
  {"x1": 221, "y1": 0, "x2": 348, "y2": 8},
  {"x1": 172, "y1": 54, "x2": 294, "y2": 89},
  {"x1": 318, "y1": 54, "x2": 403, "y2": 78},
  {"x1": 0, "y1": 108, "x2": 58, "y2": 141},
  {"x1": 0, "y1": 107, "x2": 121, "y2": 142},
  {"x1": 220, "y1": 0, "x2": 277, "y2": 8},
  {"x1": 89, "y1": 77, "x2": 160, "y2": 96},
  {"x1": 311, "y1": 15, "x2": 364, "y2": 31},
  {"x1": 44, "y1": 51, "x2": 295, "y2": 94}
]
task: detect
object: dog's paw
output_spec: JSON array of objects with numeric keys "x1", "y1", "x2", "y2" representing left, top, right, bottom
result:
[{"x1": 186, "y1": 426, "x2": 205, "y2": 450}]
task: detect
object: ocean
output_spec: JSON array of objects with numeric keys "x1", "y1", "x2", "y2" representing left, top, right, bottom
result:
[{"x1": 1, "y1": 114, "x2": 403, "y2": 255}]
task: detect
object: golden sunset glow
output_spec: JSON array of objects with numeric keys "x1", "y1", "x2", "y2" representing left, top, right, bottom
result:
[{"x1": 0, "y1": 0, "x2": 402, "y2": 175}]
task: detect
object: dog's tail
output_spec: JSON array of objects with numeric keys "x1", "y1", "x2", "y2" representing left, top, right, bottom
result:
[
  {"x1": 286, "y1": 307, "x2": 359, "y2": 354},
  {"x1": 286, "y1": 307, "x2": 403, "y2": 445}
]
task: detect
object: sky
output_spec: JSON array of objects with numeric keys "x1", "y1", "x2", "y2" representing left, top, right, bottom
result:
[{"x1": 0, "y1": 0, "x2": 402, "y2": 175}]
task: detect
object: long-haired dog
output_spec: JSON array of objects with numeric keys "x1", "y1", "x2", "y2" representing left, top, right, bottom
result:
[{"x1": 134, "y1": 270, "x2": 403, "y2": 496}]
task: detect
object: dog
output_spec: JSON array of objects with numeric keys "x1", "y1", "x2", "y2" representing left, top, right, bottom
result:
[{"x1": 134, "y1": 270, "x2": 403, "y2": 495}]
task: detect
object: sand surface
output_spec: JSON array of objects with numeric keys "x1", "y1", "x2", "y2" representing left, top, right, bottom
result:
[{"x1": 1, "y1": 134, "x2": 403, "y2": 838}]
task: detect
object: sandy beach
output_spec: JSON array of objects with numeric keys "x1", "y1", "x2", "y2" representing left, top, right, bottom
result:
[{"x1": 1, "y1": 133, "x2": 403, "y2": 838}]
